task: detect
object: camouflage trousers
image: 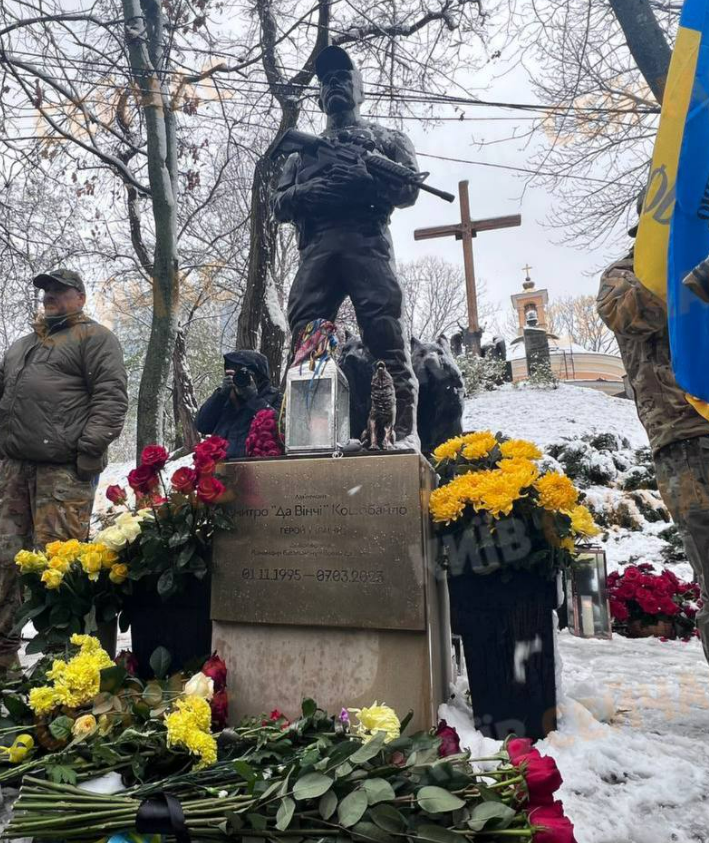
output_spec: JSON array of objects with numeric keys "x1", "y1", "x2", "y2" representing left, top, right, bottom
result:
[
  {"x1": 655, "y1": 436, "x2": 709, "y2": 665},
  {"x1": 0, "y1": 459, "x2": 97, "y2": 667}
]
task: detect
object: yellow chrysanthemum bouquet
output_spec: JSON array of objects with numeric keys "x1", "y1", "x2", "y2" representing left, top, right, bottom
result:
[
  {"x1": 1, "y1": 634, "x2": 220, "y2": 784},
  {"x1": 13, "y1": 539, "x2": 130, "y2": 655},
  {"x1": 430, "y1": 431, "x2": 599, "y2": 579}
]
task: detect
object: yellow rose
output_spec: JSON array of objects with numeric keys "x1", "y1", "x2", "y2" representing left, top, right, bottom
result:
[
  {"x1": 100, "y1": 549, "x2": 120, "y2": 569},
  {"x1": 58, "y1": 539, "x2": 82, "y2": 560},
  {"x1": 41, "y1": 568, "x2": 64, "y2": 590},
  {"x1": 81, "y1": 551, "x2": 103, "y2": 581},
  {"x1": 72, "y1": 714, "x2": 97, "y2": 739},
  {"x1": 109, "y1": 563, "x2": 129, "y2": 585},
  {"x1": 14, "y1": 550, "x2": 48, "y2": 573},
  {"x1": 350, "y1": 702, "x2": 400, "y2": 742},
  {"x1": 48, "y1": 555, "x2": 71, "y2": 573}
]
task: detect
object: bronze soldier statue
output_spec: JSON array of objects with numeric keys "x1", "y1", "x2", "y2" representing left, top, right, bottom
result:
[{"x1": 272, "y1": 45, "x2": 422, "y2": 447}]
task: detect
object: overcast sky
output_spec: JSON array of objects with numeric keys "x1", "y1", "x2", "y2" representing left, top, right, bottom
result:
[{"x1": 384, "y1": 61, "x2": 629, "y2": 320}]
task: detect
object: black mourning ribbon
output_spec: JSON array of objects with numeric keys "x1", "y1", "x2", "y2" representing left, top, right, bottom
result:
[{"x1": 136, "y1": 793, "x2": 191, "y2": 843}]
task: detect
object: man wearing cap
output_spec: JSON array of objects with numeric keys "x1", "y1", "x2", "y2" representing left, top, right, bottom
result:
[
  {"x1": 597, "y1": 200, "x2": 709, "y2": 666},
  {"x1": 0, "y1": 269, "x2": 128, "y2": 671},
  {"x1": 272, "y1": 45, "x2": 420, "y2": 447}
]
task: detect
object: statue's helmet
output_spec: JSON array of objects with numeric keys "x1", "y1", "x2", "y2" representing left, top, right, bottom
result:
[{"x1": 315, "y1": 45, "x2": 364, "y2": 111}]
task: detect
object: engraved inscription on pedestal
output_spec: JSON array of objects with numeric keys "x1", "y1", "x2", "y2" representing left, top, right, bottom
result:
[{"x1": 212, "y1": 455, "x2": 432, "y2": 631}]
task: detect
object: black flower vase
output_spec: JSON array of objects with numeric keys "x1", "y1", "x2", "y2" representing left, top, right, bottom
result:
[
  {"x1": 125, "y1": 573, "x2": 213, "y2": 679},
  {"x1": 449, "y1": 566, "x2": 558, "y2": 741}
]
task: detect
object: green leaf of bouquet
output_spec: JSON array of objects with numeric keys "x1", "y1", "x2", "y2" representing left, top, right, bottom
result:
[
  {"x1": 415, "y1": 824, "x2": 462, "y2": 843},
  {"x1": 350, "y1": 730, "x2": 388, "y2": 765},
  {"x1": 142, "y1": 681, "x2": 164, "y2": 708},
  {"x1": 276, "y1": 797, "x2": 296, "y2": 831},
  {"x1": 319, "y1": 789, "x2": 338, "y2": 820},
  {"x1": 149, "y1": 645, "x2": 172, "y2": 679},
  {"x1": 467, "y1": 802, "x2": 516, "y2": 831},
  {"x1": 46, "y1": 763, "x2": 77, "y2": 785},
  {"x1": 157, "y1": 569, "x2": 176, "y2": 599},
  {"x1": 302, "y1": 698, "x2": 317, "y2": 718},
  {"x1": 48, "y1": 715, "x2": 74, "y2": 741},
  {"x1": 25, "y1": 635, "x2": 47, "y2": 656},
  {"x1": 99, "y1": 665, "x2": 128, "y2": 694},
  {"x1": 363, "y1": 778, "x2": 396, "y2": 805},
  {"x1": 3, "y1": 695, "x2": 30, "y2": 722},
  {"x1": 476, "y1": 784, "x2": 503, "y2": 803},
  {"x1": 176, "y1": 542, "x2": 196, "y2": 569},
  {"x1": 338, "y1": 789, "x2": 368, "y2": 828},
  {"x1": 327, "y1": 740, "x2": 361, "y2": 767},
  {"x1": 293, "y1": 772, "x2": 333, "y2": 801},
  {"x1": 370, "y1": 804, "x2": 407, "y2": 834},
  {"x1": 247, "y1": 813, "x2": 268, "y2": 832},
  {"x1": 416, "y1": 787, "x2": 466, "y2": 814},
  {"x1": 352, "y1": 820, "x2": 396, "y2": 843}
]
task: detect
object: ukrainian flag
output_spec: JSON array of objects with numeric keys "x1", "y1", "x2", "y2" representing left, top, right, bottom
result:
[{"x1": 635, "y1": 0, "x2": 709, "y2": 412}]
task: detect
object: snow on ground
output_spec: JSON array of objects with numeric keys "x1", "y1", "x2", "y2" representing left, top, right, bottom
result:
[
  {"x1": 465, "y1": 383, "x2": 649, "y2": 449},
  {"x1": 452, "y1": 383, "x2": 709, "y2": 841},
  {"x1": 443, "y1": 632, "x2": 709, "y2": 843}
]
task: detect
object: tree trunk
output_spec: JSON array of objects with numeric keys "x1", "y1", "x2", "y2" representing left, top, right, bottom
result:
[
  {"x1": 123, "y1": 0, "x2": 180, "y2": 457},
  {"x1": 172, "y1": 326, "x2": 200, "y2": 451},
  {"x1": 607, "y1": 0, "x2": 672, "y2": 104}
]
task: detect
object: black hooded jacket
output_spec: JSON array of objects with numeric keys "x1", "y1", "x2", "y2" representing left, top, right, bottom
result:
[{"x1": 195, "y1": 350, "x2": 283, "y2": 459}]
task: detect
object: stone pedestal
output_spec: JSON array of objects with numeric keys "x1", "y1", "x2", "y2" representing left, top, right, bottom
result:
[{"x1": 211, "y1": 453, "x2": 451, "y2": 731}]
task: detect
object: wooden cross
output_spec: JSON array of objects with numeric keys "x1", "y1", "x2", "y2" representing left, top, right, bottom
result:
[{"x1": 414, "y1": 180, "x2": 521, "y2": 355}]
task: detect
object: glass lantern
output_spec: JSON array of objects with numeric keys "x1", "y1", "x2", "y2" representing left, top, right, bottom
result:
[
  {"x1": 285, "y1": 357, "x2": 350, "y2": 454},
  {"x1": 565, "y1": 546, "x2": 612, "y2": 639}
]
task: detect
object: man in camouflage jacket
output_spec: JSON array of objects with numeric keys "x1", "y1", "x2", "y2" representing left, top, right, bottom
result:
[
  {"x1": 0, "y1": 269, "x2": 128, "y2": 671},
  {"x1": 598, "y1": 254, "x2": 709, "y2": 663}
]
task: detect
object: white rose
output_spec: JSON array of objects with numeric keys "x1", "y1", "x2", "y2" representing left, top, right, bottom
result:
[
  {"x1": 115, "y1": 512, "x2": 139, "y2": 528},
  {"x1": 95, "y1": 526, "x2": 128, "y2": 552},
  {"x1": 119, "y1": 521, "x2": 142, "y2": 544},
  {"x1": 184, "y1": 672, "x2": 214, "y2": 701}
]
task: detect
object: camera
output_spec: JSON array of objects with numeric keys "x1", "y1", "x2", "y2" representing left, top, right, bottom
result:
[{"x1": 233, "y1": 367, "x2": 252, "y2": 389}]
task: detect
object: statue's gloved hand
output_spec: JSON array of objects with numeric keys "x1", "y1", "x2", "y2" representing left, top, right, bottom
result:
[
  {"x1": 296, "y1": 176, "x2": 345, "y2": 210},
  {"x1": 327, "y1": 159, "x2": 373, "y2": 189}
]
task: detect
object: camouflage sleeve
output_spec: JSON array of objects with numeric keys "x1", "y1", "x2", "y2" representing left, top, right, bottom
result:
[
  {"x1": 78, "y1": 326, "x2": 129, "y2": 458},
  {"x1": 271, "y1": 153, "x2": 301, "y2": 223},
  {"x1": 597, "y1": 266, "x2": 667, "y2": 337}
]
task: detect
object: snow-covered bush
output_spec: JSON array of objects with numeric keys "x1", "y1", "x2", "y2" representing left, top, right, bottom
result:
[{"x1": 458, "y1": 353, "x2": 508, "y2": 396}]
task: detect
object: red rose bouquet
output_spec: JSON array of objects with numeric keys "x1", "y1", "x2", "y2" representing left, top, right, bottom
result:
[
  {"x1": 245, "y1": 408, "x2": 284, "y2": 458},
  {"x1": 98, "y1": 437, "x2": 233, "y2": 602},
  {"x1": 608, "y1": 564, "x2": 701, "y2": 640}
]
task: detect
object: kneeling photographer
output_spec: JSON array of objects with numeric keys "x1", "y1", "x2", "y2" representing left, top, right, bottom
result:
[{"x1": 196, "y1": 350, "x2": 283, "y2": 459}]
